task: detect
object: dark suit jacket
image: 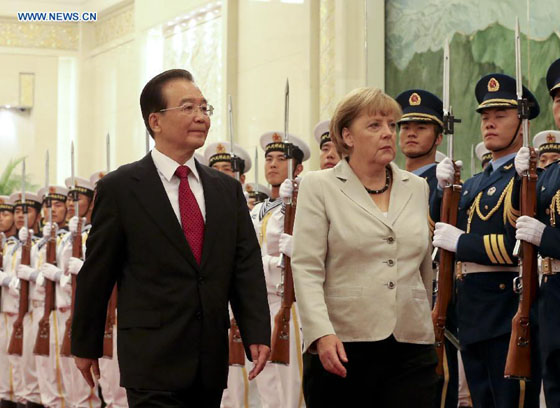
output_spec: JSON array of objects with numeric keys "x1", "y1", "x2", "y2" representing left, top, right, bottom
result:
[{"x1": 71, "y1": 153, "x2": 270, "y2": 391}]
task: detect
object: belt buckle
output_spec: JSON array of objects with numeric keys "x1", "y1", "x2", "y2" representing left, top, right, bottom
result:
[
  {"x1": 456, "y1": 262, "x2": 464, "y2": 280},
  {"x1": 543, "y1": 258, "x2": 552, "y2": 275}
]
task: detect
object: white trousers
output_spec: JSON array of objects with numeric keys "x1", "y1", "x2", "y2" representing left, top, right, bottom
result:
[
  {"x1": 0, "y1": 313, "x2": 18, "y2": 403},
  {"x1": 252, "y1": 297, "x2": 305, "y2": 408},
  {"x1": 58, "y1": 309, "x2": 102, "y2": 408},
  {"x1": 98, "y1": 323, "x2": 128, "y2": 408},
  {"x1": 20, "y1": 308, "x2": 42, "y2": 404}
]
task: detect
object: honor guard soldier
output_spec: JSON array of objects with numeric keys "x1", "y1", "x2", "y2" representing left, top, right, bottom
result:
[
  {"x1": 28, "y1": 186, "x2": 70, "y2": 408},
  {"x1": 532, "y1": 130, "x2": 560, "y2": 168},
  {"x1": 251, "y1": 131, "x2": 309, "y2": 408},
  {"x1": 396, "y1": 89, "x2": 445, "y2": 195},
  {"x1": 12, "y1": 191, "x2": 45, "y2": 407},
  {"x1": 475, "y1": 142, "x2": 492, "y2": 170},
  {"x1": 313, "y1": 120, "x2": 340, "y2": 170},
  {"x1": 511, "y1": 57, "x2": 560, "y2": 407},
  {"x1": 395, "y1": 89, "x2": 460, "y2": 408},
  {"x1": 57, "y1": 177, "x2": 102, "y2": 408},
  {"x1": 244, "y1": 183, "x2": 270, "y2": 211},
  {"x1": 0, "y1": 195, "x2": 19, "y2": 408},
  {"x1": 431, "y1": 73, "x2": 541, "y2": 407}
]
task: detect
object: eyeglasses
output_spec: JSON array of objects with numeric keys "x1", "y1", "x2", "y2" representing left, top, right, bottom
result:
[{"x1": 159, "y1": 103, "x2": 214, "y2": 117}]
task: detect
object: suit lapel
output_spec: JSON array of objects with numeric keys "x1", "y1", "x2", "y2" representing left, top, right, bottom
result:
[
  {"x1": 386, "y1": 163, "x2": 413, "y2": 226},
  {"x1": 334, "y1": 160, "x2": 392, "y2": 228},
  {"x1": 130, "y1": 154, "x2": 200, "y2": 271},
  {"x1": 197, "y1": 163, "x2": 222, "y2": 269}
]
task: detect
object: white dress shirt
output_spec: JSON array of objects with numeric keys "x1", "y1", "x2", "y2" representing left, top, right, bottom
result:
[{"x1": 151, "y1": 147, "x2": 206, "y2": 225}]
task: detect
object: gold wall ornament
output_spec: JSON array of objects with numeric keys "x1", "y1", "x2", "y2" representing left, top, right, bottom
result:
[{"x1": 0, "y1": 17, "x2": 78, "y2": 50}]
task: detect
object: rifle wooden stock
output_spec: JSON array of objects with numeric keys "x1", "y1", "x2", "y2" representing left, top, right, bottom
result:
[
  {"x1": 228, "y1": 318, "x2": 245, "y2": 366},
  {"x1": 60, "y1": 222, "x2": 82, "y2": 357},
  {"x1": 504, "y1": 149, "x2": 538, "y2": 380},
  {"x1": 8, "y1": 235, "x2": 31, "y2": 356},
  {"x1": 270, "y1": 186, "x2": 298, "y2": 365},
  {"x1": 34, "y1": 231, "x2": 57, "y2": 356},
  {"x1": 432, "y1": 165, "x2": 461, "y2": 376},
  {"x1": 103, "y1": 286, "x2": 117, "y2": 358}
]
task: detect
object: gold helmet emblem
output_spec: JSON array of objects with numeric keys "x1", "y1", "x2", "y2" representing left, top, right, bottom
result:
[
  {"x1": 488, "y1": 78, "x2": 500, "y2": 92},
  {"x1": 409, "y1": 92, "x2": 421, "y2": 106}
]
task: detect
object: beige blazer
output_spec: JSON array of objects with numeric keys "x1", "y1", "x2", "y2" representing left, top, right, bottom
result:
[{"x1": 292, "y1": 159, "x2": 434, "y2": 352}]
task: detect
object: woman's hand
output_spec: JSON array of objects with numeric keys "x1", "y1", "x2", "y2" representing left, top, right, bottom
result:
[{"x1": 316, "y1": 334, "x2": 348, "y2": 378}]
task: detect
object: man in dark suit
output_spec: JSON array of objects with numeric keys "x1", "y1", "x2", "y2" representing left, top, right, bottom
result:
[{"x1": 70, "y1": 69, "x2": 271, "y2": 407}]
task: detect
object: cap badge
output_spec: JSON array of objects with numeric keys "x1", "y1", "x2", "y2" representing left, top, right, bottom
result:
[
  {"x1": 547, "y1": 133, "x2": 557, "y2": 143},
  {"x1": 49, "y1": 186, "x2": 56, "y2": 194},
  {"x1": 216, "y1": 143, "x2": 226, "y2": 153},
  {"x1": 488, "y1": 78, "x2": 500, "y2": 92},
  {"x1": 487, "y1": 186, "x2": 497, "y2": 196},
  {"x1": 409, "y1": 92, "x2": 421, "y2": 106},
  {"x1": 272, "y1": 133, "x2": 282, "y2": 142},
  {"x1": 246, "y1": 185, "x2": 254, "y2": 193}
]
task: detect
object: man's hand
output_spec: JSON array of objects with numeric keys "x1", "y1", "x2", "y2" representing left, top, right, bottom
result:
[
  {"x1": 516, "y1": 215, "x2": 546, "y2": 247},
  {"x1": 73, "y1": 357, "x2": 100, "y2": 388},
  {"x1": 248, "y1": 344, "x2": 270, "y2": 380},
  {"x1": 316, "y1": 334, "x2": 348, "y2": 378},
  {"x1": 433, "y1": 222, "x2": 464, "y2": 253},
  {"x1": 514, "y1": 146, "x2": 530, "y2": 176}
]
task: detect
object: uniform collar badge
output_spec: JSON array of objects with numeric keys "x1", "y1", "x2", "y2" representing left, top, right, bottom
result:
[{"x1": 487, "y1": 186, "x2": 497, "y2": 196}]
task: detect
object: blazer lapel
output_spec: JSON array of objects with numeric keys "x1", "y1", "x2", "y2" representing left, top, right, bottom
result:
[
  {"x1": 130, "y1": 154, "x2": 200, "y2": 271},
  {"x1": 386, "y1": 163, "x2": 413, "y2": 226},
  {"x1": 197, "y1": 163, "x2": 222, "y2": 269},
  {"x1": 334, "y1": 160, "x2": 392, "y2": 228}
]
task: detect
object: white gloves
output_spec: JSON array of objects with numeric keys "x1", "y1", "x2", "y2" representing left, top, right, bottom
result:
[
  {"x1": 68, "y1": 216, "x2": 86, "y2": 234},
  {"x1": 8, "y1": 277, "x2": 20, "y2": 296},
  {"x1": 515, "y1": 147, "x2": 530, "y2": 176},
  {"x1": 433, "y1": 222, "x2": 465, "y2": 253},
  {"x1": 279, "y1": 233, "x2": 293, "y2": 258},
  {"x1": 68, "y1": 257, "x2": 84, "y2": 275},
  {"x1": 516, "y1": 215, "x2": 546, "y2": 247},
  {"x1": 18, "y1": 227, "x2": 32, "y2": 242},
  {"x1": 60, "y1": 273, "x2": 73, "y2": 294},
  {"x1": 436, "y1": 158, "x2": 463, "y2": 189},
  {"x1": 42, "y1": 222, "x2": 57, "y2": 238},
  {"x1": 17, "y1": 264, "x2": 36, "y2": 281},
  {"x1": 39, "y1": 262, "x2": 62, "y2": 282},
  {"x1": 279, "y1": 177, "x2": 302, "y2": 203},
  {"x1": 243, "y1": 191, "x2": 250, "y2": 203}
]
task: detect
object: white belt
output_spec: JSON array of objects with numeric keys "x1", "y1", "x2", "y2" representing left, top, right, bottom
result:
[
  {"x1": 456, "y1": 262, "x2": 519, "y2": 278},
  {"x1": 542, "y1": 258, "x2": 560, "y2": 275}
]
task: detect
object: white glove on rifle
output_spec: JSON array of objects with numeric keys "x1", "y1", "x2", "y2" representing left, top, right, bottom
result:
[
  {"x1": 514, "y1": 147, "x2": 531, "y2": 177},
  {"x1": 279, "y1": 233, "x2": 293, "y2": 258},
  {"x1": 279, "y1": 177, "x2": 302, "y2": 203},
  {"x1": 68, "y1": 216, "x2": 86, "y2": 234},
  {"x1": 18, "y1": 227, "x2": 32, "y2": 242},
  {"x1": 516, "y1": 215, "x2": 546, "y2": 247},
  {"x1": 42, "y1": 222, "x2": 58, "y2": 238},
  {"x1": 8, "y1": 277, "x2": 20, "y2": 296},
  {"x1": 17, "y1": 264, "x2": 36, "y2": 281},
  {"x1": 436, "y1": 158, "x2": 463, "y2": 189},
  {"x1": 68, "y1": 257, "x2": 84, "y2": 275},
  {"x1": 39, "y1": 262, "x2": 63, "y2": 282},
  {"x1": 59, "y1": 273, "x2": 73, "y2": 294},
  {"x1": 433, "y1": 222, "x2": 465, "y2": 253}
]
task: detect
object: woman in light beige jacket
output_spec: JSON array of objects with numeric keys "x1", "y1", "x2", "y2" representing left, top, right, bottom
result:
[{"x1": 291, "y1": 87, "x2": 436, "y2": 407}]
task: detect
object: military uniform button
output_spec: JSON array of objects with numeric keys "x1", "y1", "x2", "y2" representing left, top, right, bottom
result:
[
  {"x1": 499, "y1": 283, "x2": 506, "y2": 290},
  {"x1": 388, "y1": 281, "x2": 395, "y2": 289},
  {"x1": 484, "y1": 205, "x2": 489, "y2": 210},
  {"x1": 387, "y1": 259, "x2": 395, "y2": 267},
  {"x1": 386, "y1": 237, "x2": 394, "y2": 244}
]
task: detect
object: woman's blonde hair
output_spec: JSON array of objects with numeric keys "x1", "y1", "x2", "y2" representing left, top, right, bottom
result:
[{"x1": 330, "y1": 87, "x2": 402, "y2": 158}]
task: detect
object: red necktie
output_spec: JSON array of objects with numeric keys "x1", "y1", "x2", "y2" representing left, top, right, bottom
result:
[{"x1": 175, "y1": 165, "x2": 204, "y2": 264}]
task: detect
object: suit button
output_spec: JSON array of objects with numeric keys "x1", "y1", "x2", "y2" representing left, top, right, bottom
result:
[
  {"x1": 387, "y1": 259, "x2": 395, "y2": 267},
  {"x1": 196, "y1": 311, "x2": 202, "y2": 320},
  {"x1": 386, "y1": 237, "x2": 394, "y2": 244},
  {"x1": 387, "y1": 281, "x2": 395, "y2": 289},
  {"x1": 499, "y1": 283, "x2": 506, "y2": 290},
  {"x1": 198, "y1": 276, "x2": 204, "y2": 284}
]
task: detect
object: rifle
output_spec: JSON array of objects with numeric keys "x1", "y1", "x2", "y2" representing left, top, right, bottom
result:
[
  {"x1": 271, "y1": 79, "x2": 297, "y2": 365},
  {"x1": 432, "y1": 39, "x2": 462, "y2": 376},
  {"x1": 34, "y1": 152, "x2": 56, "y2": 356},
  {"x1": 504, "y1": 19, "x2": 538, "y2": 380},
  {"x1": 8, "y1": 160, "x2": 30, "y2": 356},
  {"x1": 103, "y1": 285, "x2": 117, "y2": 358}
]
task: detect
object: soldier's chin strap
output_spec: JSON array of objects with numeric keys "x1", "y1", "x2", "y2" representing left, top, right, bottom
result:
[
  {"x1": 406, "y1": 133, "x2": 440, "y2": 160},
  {"x1": 491, "y1": 119, "x2": 522, "y2": 154}
]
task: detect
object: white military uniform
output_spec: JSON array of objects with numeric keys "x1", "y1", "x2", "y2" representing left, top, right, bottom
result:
[
  {"x1": 0, "y1": 233, "x2": 21, "y2": 405},
  {"x1": 250, "y1": 199, "x2": 305, "y2": 408}
]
